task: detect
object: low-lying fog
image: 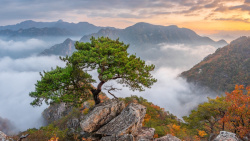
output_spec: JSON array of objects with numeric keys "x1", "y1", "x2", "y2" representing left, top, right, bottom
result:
[{"x1": 0, "y1": 38, "x2": 219, "y2": 134}]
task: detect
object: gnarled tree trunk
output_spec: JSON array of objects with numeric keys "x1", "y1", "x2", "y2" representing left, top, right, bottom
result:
[{"x1": 91, "y1": 81, "x2": 105, "y2": 105}]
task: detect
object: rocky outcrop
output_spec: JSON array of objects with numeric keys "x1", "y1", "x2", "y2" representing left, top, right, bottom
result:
[
  {"x1": 80, "y1": 99, "x2": 125, "y2": 132},
  {"x1": 154, "y1": 134, "x2": 181, "y2": 141},
  {"x1": 213, "y1": 131, "x2": 241, "y2": 141},
  {"x1": 43, "y1": 103, "x2": 67, "y2": 124},
  {"x1": 40, "y1": 98, "x2": 183, "y2": 141},
  {"x1": 79, "y1": 99, "x2": 182, "y2": 141},
  {"x1": 100, "y1": 134, "x2": 134, "y2": 141},
  {"x1": 96, "y1": 103, "x2": 146, "y2": 136},
  {"x1": 135, "y1": 127, "x2": 155, "y2": 141},
  {"x1": 42, "y1": 102, "x2": 82, "y2": 131}
]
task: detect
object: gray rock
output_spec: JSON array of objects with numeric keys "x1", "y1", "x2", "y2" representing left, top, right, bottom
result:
[
  {"x1": 96, "y1": 103, "x2": 146, "y2": 136},
  {"x1": 154, "y1": 134, "x2": 181, "y2": 141},
  {"x1": 0, "y1": 131, "x2": 7, "y2": 140},
  {"x1": 100, "y1": 134, "x2": 134, "y2": 141},
  {"x1": 213, "y1": 131, "x2": 241, "y2": 141},
  {"x1": 80, "y1": 99, "x2": 125, "y2": 132},
  {"x1": 42, "y1": 103, "x2": 68, "y2": 124},
  {"x1": 135, "y1": 127, "x2": 155, "y2": 141}
]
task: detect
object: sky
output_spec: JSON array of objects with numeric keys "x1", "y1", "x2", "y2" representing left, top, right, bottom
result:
[{"x1": 0, "y1": 0, "x2": 250, "y2": 35}]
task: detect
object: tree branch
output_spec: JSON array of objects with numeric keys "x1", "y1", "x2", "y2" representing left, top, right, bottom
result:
[{"x1": 104, "y1": 85, "x2": 120, "y2": 99}]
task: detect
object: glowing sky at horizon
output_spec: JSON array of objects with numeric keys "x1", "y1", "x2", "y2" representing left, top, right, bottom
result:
[{"x1": 0, "y1": 0, "x2": 250, "y2": 34}]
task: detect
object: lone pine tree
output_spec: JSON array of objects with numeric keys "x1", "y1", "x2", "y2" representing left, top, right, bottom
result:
[{"x1": 30, "y1": 37, "x2": 157, "y2": 106}]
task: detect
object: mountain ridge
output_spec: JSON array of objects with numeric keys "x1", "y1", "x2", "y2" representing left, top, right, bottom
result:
[
  {"x1": 181, "y1": 36, "x2": 250, "y2": 92},
  {"x1": 80, "y1": 22, "x2": 227, "y2": 47},
  {"x1": 40, "y1": 22, "x2": 228, "y2": 57},
  {"x1": 0, "y1": 27, "x2": 72, "y2": 37},
  {"x1": 0, "y1": 20, "x2": 114, "y2": 36}
]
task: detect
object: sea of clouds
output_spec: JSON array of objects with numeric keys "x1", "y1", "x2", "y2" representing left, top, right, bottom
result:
[
  {"x1": 0, "y1": 38, "x2": 220, "y2": 133},
  {"x1": 96, "y1": 43, "x2": 219, "y2": 117},
  {"x1": 0, "y1": 38, "x2": 66, "y2": 133}
]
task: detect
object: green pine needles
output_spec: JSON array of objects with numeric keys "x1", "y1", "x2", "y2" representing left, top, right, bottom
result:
[{"x1": 30, "y1": 36, "x2": 157, "y2": 107}]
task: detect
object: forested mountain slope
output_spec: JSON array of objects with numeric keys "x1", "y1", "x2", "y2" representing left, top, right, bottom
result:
[{"x1": 181, "y1": 36, "x2": 250, "y2": 92}]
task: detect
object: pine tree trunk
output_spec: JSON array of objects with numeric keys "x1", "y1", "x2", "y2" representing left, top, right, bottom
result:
[
  {"x1": 91, "y1": 81, "x2": 105, "y2": 105},
  {"x1": 91, "y1": 89, "x2": 101, "y2": 105}
]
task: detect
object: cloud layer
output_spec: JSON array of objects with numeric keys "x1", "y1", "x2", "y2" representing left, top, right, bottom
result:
[
  {"x1": 0, "y1": 56, "x2": 65, "y2": 132},
  {"x1": 94, "y1": 44, "x2": 219, "y2": 118},
  {"x1": 141, "y1": 44, "x2": 217, "y2": 69},
  {"x1": 0, "y1": 37, "x2": 221, "y2": 132},
  {"x1": 0, "y1": 38, "x2": 47, "y2": 58},
  {"x1": 101, "y1": 67, "x2": 218, "y2": 118}
]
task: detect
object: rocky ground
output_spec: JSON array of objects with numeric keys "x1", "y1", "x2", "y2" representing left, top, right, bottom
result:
[{"x1": 79, "y1": 99, "x2": 181, "y2": 141}]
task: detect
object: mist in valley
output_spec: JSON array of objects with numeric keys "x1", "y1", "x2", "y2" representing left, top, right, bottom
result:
[
  {"x1": 0, "y1": 38, "x2": 67, "y2": 133},
  {"x1": 0, "y1": 38, "x2": 221, "y2": 133},
  {"x1": 99, "y1": 43, "x2": 220, "y2": 118}
]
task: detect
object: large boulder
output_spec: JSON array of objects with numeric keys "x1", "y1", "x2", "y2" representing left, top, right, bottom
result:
[
  {"x1": 100, "y1": 134, "x2": 134, "y2": 141},
  {"x1": 154, "y1": 134, "x2": 181, "y2": 141},
  {"x1": 96, "y1": 103, "x2": 146, "y2": 136},
  {"x1": 213, "y1": 131, "x2": 240, "y2": 141},
  {"x1": 135, "y1": 127, "x2": 155, "y2": 141},
  {"x1": 80, "y1": 99, "x2": 125, "y2": 132}
]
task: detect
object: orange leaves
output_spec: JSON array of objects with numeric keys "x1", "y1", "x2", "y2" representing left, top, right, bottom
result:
[
  {"x1": 153, "y1": 133, "x2": 159, "y2": 138},
  {"x1": 198, "y1": 130, "x2": 207, "y2": 137},
  {"x1": 99, "y1": 93, "x2": 109, "y2": 103},
  {"x1": 166, "y1": 124, "x2": 181, "y2": 136},
  {"x1": 48, "y1": 135, "x2": 59, "y2": 141},
  {"x1": 172, "y1": 124, "x2": 181, "y2": 131},
  {"x1": 82, "y1": 108, "x2": 89, "y2": 115},
  {"x1": 224, "y1": 85, "x2": 250, "y2": 138},
  {"x1": 194, "y1": 135, "x2": 201, "y2": 141},
  {"x1": 150, "y1": 104, "x2": 161, "y2": 110},
  {"x1": 183, "y1": 85, "x2": 249, "y2": 140},
  {"x1": 142, "y1": 114, "x2": 151, "y2": 126}
]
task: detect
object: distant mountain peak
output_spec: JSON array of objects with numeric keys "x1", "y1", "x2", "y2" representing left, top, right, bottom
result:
[
  {"x1": 168, "y1": 25, "x2": 178, "y2": 28},
  {"x1": 126, "y1": 22, "x2": 160, "y2": 29},
  {"x1": 230, "y1": 36, "x2": 248, "y2": 44},
  {"x1": 130, "y1": 22, "x2": 179, "y2": 29},
  {"x1": 20, "y1": 20, "x2": 35, "y2": 23},
  {"x1": 63, "y1": 38, "x2": 74, "y2": 44},
  {"x1": 39, "y1": 38, "x2": 75, "y2": 56},
  {"x1": 57, "y1": 19, "x2": 64, "y2": 23},
  {"x1": 217, "y1": 39, "x2": 228, "y2": 45},
  {"x1": 133, "y1": 22, "x2": 151, "y2": 25}
]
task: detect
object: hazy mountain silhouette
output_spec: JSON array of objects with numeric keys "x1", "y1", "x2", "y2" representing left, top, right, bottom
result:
[
  {"x1": 39, "y1": 38, "x2": 75, "y2": 56},
  {"x1": 0, "y1": 20, "x2": 114, "y2": 36},
  {"x1": 41, "y1": 22, "x2": 227, "y2": 57},
  {"x1": 80, "y1": 22, "x2": 227, "y2": 47},
  {"x1": 0, "y1": 27, "x2": 72, "y2": 37}
]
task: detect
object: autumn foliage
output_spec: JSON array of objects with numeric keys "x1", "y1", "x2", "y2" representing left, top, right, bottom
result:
[
  {"x1": 184, "y1": 85, "x2": 250, "y2": 139},
  {"x1": 16, "y1": 85, "x2": 248, "y2": 140},
  {"x1": 122, "y1": 96, "x2": 196, "y2": 140},
  {"x1": 224, "y1": 85, "x2": 250, "y2": 138}
]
